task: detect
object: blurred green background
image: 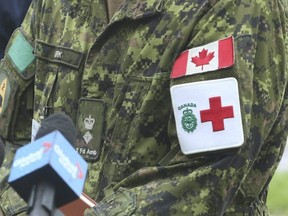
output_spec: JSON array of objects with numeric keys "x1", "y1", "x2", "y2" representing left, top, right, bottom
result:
[
  {"x1": 267, "y1": 146, "x2": 288, "y2": 216},
  {"x1": 268, "y1": 172, "x2": 288, "y2": 216}
]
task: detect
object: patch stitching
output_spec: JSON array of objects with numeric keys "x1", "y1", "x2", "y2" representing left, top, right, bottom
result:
[{"x1": 171, "y1": 78, "x2": 244, "y2": 155}]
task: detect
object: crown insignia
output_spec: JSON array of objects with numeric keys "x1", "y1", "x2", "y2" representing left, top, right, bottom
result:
[
  {"x1": 183, "y1": 108, "x2": 193, "y2": 116},
  {"x1": 181, "y1": 108, "x2": 197, "y2": 133},
  {"x1": 84, "y1": 115, "x2": 95, "y2": 130}
]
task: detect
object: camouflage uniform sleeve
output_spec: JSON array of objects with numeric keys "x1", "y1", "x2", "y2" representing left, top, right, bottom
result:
[
  {"x1": 0, "y1": 0, "x2": 40, "y2": 215},
  {"x1": 85, "y1": 0, "x2": 288, "y2": 215}
]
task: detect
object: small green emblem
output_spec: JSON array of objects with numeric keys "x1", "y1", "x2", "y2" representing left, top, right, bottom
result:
[
  {"x1": 8, "y1": 32, "x2": 35, "y2": 73},
  {"x1": 181, "y1": 108, "x2": 197, "y2": 133}
]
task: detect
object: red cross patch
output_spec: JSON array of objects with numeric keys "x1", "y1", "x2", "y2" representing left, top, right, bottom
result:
[
  {"x1": 200, "y1": 96, "x2": 234, "y2": 131},
  {"x1": 170, "y1": 78, "x2": 244, "y2": 155}
]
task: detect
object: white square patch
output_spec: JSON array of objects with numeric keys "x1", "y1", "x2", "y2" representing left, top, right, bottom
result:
[{"x1": 170, "y1": 78, "x2": 244, "y2": 155}]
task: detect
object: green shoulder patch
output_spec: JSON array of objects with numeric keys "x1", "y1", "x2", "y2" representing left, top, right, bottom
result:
[{"x1": 7, "y1": 32, "x2": 35, "y2": 74}]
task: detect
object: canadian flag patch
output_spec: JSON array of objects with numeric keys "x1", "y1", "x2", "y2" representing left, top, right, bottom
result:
[
  {"x1": 170, "y1": 78, "x2": 244, "y2": 155},
  {"x1": 170, "y1": 37, "x2": 234, "y2": 79}
]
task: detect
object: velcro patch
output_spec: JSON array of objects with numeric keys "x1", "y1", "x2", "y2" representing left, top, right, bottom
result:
[
  {"x1": 170, "y1": 78, "x2": 244, "y2": 155},
  {"x1": 76, "y1": 98, "x2": 106, "y2": 161},
  {"x1": 8, "y1": 32, "x2": 35, "y2": 74},
  {"x1": 171, "y1": 37, "x2": 234, "y2": 79}
]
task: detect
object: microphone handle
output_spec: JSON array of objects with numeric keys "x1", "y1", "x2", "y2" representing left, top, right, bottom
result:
[{"x1": 28, "y1": 181, "x2": 56, "y2": 216}]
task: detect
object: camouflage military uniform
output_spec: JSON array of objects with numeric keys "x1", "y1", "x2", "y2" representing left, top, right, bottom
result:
[{"x1": 0, "y1": 0, "x2": 287, "y2": 215}]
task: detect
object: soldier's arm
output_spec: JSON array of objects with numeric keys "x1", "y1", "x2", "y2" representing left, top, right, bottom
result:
[
  {"x1": 0, "y1": 0, "x2": 39, "y2": 215},
  {"x1": 85, "y1": 0, "x2": 288, "y2": 215}
]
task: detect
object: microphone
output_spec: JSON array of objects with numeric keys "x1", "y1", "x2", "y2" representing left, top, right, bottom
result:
[
  {"x1": 35, "y1": 112, "x2": 77, "y2": 146},
  {"x1": 0, "y1": 137, "x2": 5, "y2": 167},
  {"x1": 8, "y1": 113, "x2": 88, "y2": 216}
]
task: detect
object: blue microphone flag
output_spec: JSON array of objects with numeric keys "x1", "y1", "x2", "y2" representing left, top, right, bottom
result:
[{"x1": 8, "y1": 130, "x2": 88, "y2": 207}]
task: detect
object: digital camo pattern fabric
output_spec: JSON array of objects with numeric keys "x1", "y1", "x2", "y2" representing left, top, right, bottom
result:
[{"x1": 0, "y1": 0, "x2": 287, "y2": 215}]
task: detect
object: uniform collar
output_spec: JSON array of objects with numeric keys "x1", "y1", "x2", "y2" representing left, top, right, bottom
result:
[
  {"x1": 110, "y1": 0, "x2": 164, "y2": 22},
  {"x1": 66, "y1": 0, "x2": 163, "y2": 35}
]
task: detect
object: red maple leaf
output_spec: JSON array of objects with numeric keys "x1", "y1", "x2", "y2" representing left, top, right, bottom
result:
[{"x1": 191, "y1": 48, "x2": 215, "y2": 70}]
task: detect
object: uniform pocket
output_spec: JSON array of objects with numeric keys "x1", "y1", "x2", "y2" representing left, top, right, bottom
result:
[
  {"x1": 109, "y1": 73, "x2": 171, "y2": 176},
  {"x1": 33, "y1": 40, "x2": 85, "y2": 121}
]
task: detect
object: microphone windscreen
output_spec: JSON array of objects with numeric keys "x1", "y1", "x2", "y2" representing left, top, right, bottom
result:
[
  {"x1": 35, "y1": 113, "x2": 77, "y2": 147},
  {"x1": 0, "y1": 137, "x2": 4, "y2": 167}
]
